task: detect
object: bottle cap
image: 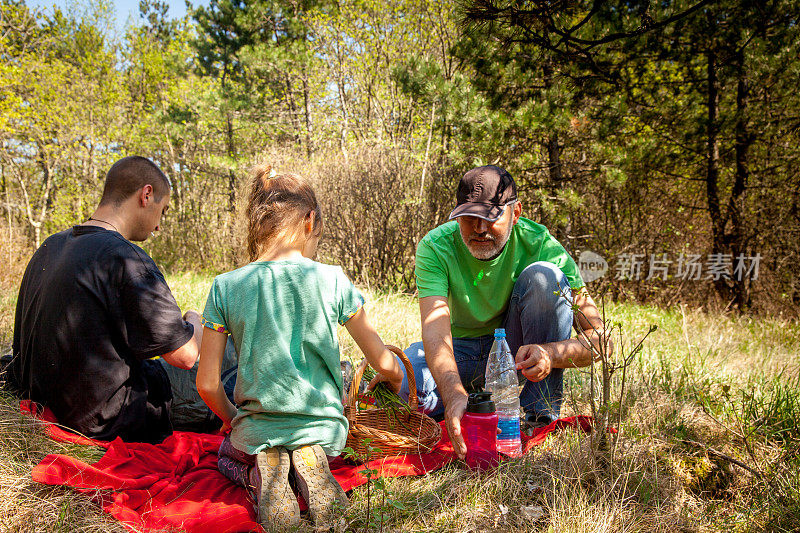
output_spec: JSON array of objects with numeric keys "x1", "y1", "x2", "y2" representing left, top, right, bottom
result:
[
  {"x1": 466, "y1": 392, "x2": 496, "y2": 413},
  {"x1": 494, "y1": 328, "x2": 506, "y2": 339}
]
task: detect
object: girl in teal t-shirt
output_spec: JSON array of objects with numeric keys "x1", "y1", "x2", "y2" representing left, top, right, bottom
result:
[{"x1": 196, "y1": 166, "x2": 404, "y2": 530}]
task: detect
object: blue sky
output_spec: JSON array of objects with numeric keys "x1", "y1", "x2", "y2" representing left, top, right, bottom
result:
[{"x1": 27, "y1": 0, "x2": 209, "y2": 32}]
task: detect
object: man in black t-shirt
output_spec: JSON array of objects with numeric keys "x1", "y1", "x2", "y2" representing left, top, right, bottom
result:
[{"x1": 9, "y1": 156, "x2": 218, "y2": 443}]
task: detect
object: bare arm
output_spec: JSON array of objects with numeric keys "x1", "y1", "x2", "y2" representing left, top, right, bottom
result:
[
  {"x1": 196, "y1": 327, "x2": 237, "y2": 431},
  {"x1": 344, "y1": 307, "x2": 403, "y2": 392},
  {"x1": 160, "y1": 310, "x2": 203, "y2": 370},
  {"x1": 420, "y1": 295, "x2": 469, "y2": 459},
  {"x1": 515, "y1": 288, "x2": 613, "y2": 381}
]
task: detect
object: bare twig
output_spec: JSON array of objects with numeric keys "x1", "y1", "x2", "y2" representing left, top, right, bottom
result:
[{"x1": 555, "y1": 283, "x2": 655, "y2": 462}]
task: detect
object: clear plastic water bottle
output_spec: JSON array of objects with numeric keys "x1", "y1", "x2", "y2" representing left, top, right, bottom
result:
[{"x1": 484, "y1": 328, "x2": 522, "y2": 457}]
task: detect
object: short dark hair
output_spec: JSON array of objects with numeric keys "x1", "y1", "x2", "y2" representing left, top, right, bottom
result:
[{"x1": 99, "y1": 156, "x2": 171, "y2": 206}]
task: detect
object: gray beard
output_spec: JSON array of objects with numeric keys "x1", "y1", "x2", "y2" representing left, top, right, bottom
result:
[{"x1": 460, "y1": 222, "x2": 513, "y2": 261}]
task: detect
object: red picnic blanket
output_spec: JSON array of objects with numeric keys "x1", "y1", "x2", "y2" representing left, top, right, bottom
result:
[{"x1": 22, "y1": 400, "x2": 596, "y2": 533}]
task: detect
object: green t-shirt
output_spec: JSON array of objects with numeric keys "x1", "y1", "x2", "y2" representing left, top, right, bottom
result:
[
  {"x1": 201, "y1": 257, "x2": 364, "y2": 456},
  {"x1": 415, "y1": 218, "x2": 584, "y2": 338}
]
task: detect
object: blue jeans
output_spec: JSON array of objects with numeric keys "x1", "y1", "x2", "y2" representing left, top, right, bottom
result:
[
  {"x1": 158, "y1": 337, "x2": 238, "y2": 431},
  {"x1": 399, "y1": 261, "x2": 574, "y2": 424}
]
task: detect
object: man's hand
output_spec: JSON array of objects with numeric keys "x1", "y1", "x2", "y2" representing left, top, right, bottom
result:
[
  {"x1": 161, "y1": 309, "x2": 203, "y2": 370},
  {"x1": 418, "y1": 296, "x2": 469, "y2": 458},
  {"x1": 183, "y1": 310, "x2": 202, "y2": 323},
  {"x1": 444, "y1": 392, "x2": 468, "y2": 459},
  {"x1": 515, "y1": 344, "x2": 553, "y2": 382},
  {"x1": 367, "y1": 371, "x2": 403, "y2": 394}
]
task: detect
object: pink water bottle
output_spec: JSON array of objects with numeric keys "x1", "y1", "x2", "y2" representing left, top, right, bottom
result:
[{"x1": 462, "y1": 392, "x2": 500, "y2": 471}]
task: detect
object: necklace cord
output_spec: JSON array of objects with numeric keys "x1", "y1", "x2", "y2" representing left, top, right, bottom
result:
[{"x1": 87, "y1": 217, "x2": 119, "y2": 233}]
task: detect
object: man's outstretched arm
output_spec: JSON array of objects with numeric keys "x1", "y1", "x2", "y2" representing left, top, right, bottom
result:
[
  {"x1": 419, "y1": 295, "x2": 469, "y2": 459},
  {"x1": 515, "y1": 288, "x2": 612, "y2": 381},
  {"x1": 161, "y1": 310, "x2": 203, "y2": 370}
]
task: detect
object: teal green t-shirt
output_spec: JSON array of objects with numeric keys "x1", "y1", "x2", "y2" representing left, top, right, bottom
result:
[
  {"x1": 201, "y1": 257, "x2": 364, "y2": 456},
  {"x1": 415, "y1": 218, "x2": 584, "y2": 338}
]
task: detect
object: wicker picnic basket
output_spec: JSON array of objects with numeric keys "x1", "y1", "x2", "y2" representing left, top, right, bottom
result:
[{"x1": 344, "y1": 345, "x2": 442, "y2": 462}]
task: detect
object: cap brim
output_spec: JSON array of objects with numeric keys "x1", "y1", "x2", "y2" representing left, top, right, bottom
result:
[{"x1": 448, "y1": 202, "x2": 505, "y2": 222}]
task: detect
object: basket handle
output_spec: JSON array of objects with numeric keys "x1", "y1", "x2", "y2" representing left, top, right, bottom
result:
[{"x1": 346, "y1": 345, "x2": 419, "y2": 421}]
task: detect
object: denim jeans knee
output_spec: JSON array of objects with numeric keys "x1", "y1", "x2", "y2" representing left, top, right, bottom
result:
[
  {"x1": 504, "y1": 261, "x2": 574, "y2": 423},
  {"x1": 399, "y1": 342, "x2": 443, "y2": 416}
]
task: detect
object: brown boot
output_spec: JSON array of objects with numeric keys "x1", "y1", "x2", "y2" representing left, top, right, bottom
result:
[
  {"x1": 249, "y1": 447, "x2": 300, "y2": 529},
  {"x1": 291, "y1": 445, "x2": 348, "y2": 526}
]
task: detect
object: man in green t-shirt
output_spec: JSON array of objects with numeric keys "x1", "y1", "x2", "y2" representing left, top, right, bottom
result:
[{"x1": 399, "y1": 165, "x2": 609, "y2": 459}]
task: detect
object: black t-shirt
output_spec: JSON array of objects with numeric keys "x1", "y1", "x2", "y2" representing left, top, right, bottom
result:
[{"x1": 10, "y1": 226, "x2": 193, "y2": 443}]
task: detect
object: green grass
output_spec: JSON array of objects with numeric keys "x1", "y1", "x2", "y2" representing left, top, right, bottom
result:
[
  {"x1": 165, "y1": 271, "x2": 217, "y2": 313},
  {"x1": 1, "y1": 271, "x2": 799, "y2": 531}
]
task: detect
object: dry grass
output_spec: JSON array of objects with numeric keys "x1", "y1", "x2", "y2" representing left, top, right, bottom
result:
[
  {"x1": 0, "y1": 392, "x2": 128, "y2": 532},
  {"x1": 0, "y1": 224, "x2": 30, "y2": 352},
  {"x1": 338, "y1": 291, "x2": 422, "y2": 363},
  {"x1": 1, "y1": 270, "x2": 798, "y2": 532}
]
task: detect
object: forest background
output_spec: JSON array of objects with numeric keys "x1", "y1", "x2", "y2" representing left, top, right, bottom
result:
[
  {"x1": 2, "y1": 2, "x2": 800, "y2": 531},
  {"x1": 1, "y1": 0, "x2": 799, "y2": 314}
]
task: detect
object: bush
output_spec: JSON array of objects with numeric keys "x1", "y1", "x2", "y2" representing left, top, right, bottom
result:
[{"x1": 311, "y1": 146, "x2": 456, "y2": 291}]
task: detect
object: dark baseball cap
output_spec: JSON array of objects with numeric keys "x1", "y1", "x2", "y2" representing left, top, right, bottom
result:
[{"x1": 448, "y1": 165, "x2": 518, "y2": 221}]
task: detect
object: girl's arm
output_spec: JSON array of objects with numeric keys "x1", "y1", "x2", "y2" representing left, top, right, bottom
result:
[
  {"x1": 196, "y1": 328, "x2": 237, "y2": 431},
  {"x1": 344, "y1": 307, "x2": 404, "y2": 392}
]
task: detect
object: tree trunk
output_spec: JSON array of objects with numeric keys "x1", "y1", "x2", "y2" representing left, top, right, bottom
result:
[
  {"x1": 284, "y1": 73, "x2": 302, "y2": 145},
  {"x1": 33, "y1": 148, "x2": 52, "y2": 248},
  {"x1": 543, "y1": 61, "x2": 571, "y2": 249},
  {"x1": 730, "y1": 45, "x2": 752, "y2": 310},
  {"x1": 2, "y1": 163, "x2": 11, "y2": 262},
  {"x1": 547, "y1": 133, "x2": 572, "y2": 250},
  {"x1": 226, "y1": 113, "x2": 236, "y2": 213},
  {"x1": 226, "y1": 112, "x2": 238, "y2": 265},
  {"x1": 338, "y1": 77, "x2": 350, "y2": 162},
  {"x1": 419, "y1": 101, "x2": 436, "y2": 199},
  {"x1": 302, "y1": 70, "x2": 312, "y2": 158},
  {"x1": 705, "y1": 47, "x2": 728, "y2": 300}
]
